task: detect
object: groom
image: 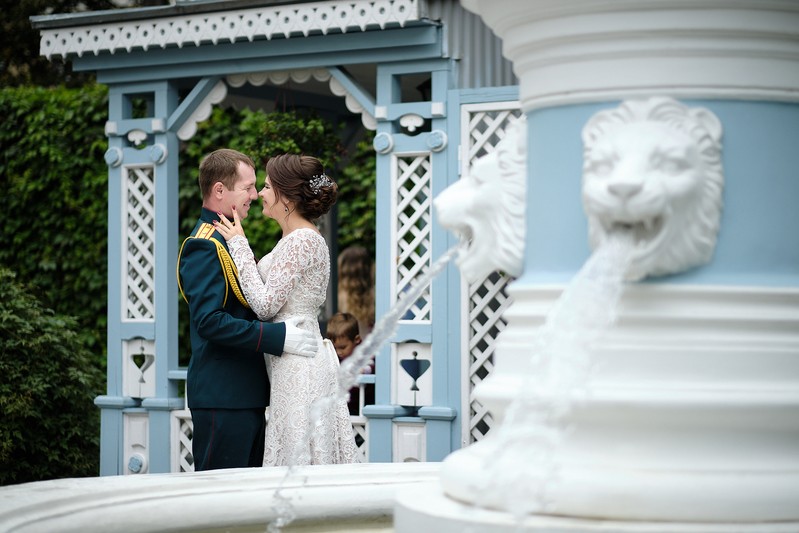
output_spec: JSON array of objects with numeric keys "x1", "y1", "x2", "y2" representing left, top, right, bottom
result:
[{"x1": 178, "y1": 148, "x2": 317, "y2": 471}]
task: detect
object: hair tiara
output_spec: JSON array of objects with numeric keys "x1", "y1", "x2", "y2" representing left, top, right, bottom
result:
[{"x1": 309, "y1": 174, "x2": 332, "y2": 195}]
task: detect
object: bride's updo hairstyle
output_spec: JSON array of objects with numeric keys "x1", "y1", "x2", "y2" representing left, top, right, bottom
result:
[{"x1": 265, "y1": 154, "x2": 338, "y2": 221}]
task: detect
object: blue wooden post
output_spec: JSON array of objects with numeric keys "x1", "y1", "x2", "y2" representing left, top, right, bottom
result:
[
  {"x1": 366, "y1": 58, "x2": 460, "y2": 462},
  {"x1": 97, "y1": 83, "x2": 141, "y2": 476},
  {"x1": 139, "y1": 81, "x2": 183, "y2": 474},
  {"x1": 98, "y1": 80, "x2": 185, "y2": 475}
]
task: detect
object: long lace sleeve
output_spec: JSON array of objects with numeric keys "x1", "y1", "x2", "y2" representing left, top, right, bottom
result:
[
  {"x1": 228, "y1": 231, "x2": 319, "y2": 321},
  {"x1": 225, "y1": 234, "x2": 291, "y2": 321}
]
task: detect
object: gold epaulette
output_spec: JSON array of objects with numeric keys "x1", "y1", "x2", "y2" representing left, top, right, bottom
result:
[{"x1": 177, "y1": 223, "x2": 250, "y2": 309}]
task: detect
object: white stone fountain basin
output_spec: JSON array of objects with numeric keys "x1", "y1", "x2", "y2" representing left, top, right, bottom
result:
[
  {"x1": 0, "y1": 462, "x2": 439, "y2": 533},
  {"x1": 396, "y1": 481, "x2": 799, "y2": 533}
]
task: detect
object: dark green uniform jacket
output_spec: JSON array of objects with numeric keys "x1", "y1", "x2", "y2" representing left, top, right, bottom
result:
[{"x1": 177, "y1": 208, "x2": 284, "y2": 409}]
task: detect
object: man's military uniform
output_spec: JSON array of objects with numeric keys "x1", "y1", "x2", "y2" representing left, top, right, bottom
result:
[{"x1": 178, "y1": 207, "x2": 284, "y2": 470}]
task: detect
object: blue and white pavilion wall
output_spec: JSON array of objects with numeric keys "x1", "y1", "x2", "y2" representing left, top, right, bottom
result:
[{"x1": 33, "y1": 0, "x2": 519, "y2": 473}]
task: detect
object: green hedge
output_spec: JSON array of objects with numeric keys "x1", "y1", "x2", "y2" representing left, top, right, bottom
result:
[
  {"x1": 0, "y1": 268, "x2": 104, "y2": 484},
  {"x1": 0, "y1": 85, "x2": 110, "y2": 356}
]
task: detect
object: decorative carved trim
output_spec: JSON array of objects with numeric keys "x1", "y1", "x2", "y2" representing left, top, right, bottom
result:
[
  {"x1": 127, "y1": 129, "x2": 147, "y2": 146},
  {"x1": 227, "y1": 68, "x2": 331, "y2": 88},
  {"x1": 328, "y1": 76, "x2": 377, "y2": 130},
  {"x1": 39, "y1": 0, "x2": 421, "y2": 59},
  {"x1": 373, "y1": 132, "x2": 394, "y2": 153},
  {"x1": 399, "y1": 113, "x2": 424, "y2": 132},
  {"x1": 228, "y1": 68, "x2": 378, "y2": 130},
  {"x1": 176, "y1": 80, "x2": 227, "y2": 141}
]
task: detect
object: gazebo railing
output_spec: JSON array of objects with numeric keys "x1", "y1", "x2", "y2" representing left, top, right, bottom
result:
[{"x1": 169, "y1": 373, "x2": 373, "y2": 472}]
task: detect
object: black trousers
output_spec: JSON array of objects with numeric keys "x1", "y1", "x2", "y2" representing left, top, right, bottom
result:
[{"x1": 190, "y1": 408, "x2": 265, "y2": 471}]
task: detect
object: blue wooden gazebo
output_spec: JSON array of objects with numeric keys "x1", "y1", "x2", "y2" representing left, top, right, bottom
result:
[{"x1": 32, "y1": 0, "x2": 519, "y2": 475}]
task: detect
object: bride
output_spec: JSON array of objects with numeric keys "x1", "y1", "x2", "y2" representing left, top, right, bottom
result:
[{"x1": 215, "y1": 153, "x2": 357, "y2": 466}]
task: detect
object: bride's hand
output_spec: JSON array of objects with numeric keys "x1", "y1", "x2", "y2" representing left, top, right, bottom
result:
[{"x1": 214, "y1": 206, "x2": 247, "y2": 242}]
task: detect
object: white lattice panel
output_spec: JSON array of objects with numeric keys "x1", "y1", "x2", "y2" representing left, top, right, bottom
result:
[
  {"x1": 171, "y1": 409, "x2": 194, "y2": 473},
  {"x1": 351, "y1": 417, "x2": 369, "y2": 463},
  {"x1": 459, "y1": 102, "x2": 521, "y2": 445},
  {"x1": 394, "y1": 154, "x2": 432, "y2": 321},
  {"x1": 123, "y1": 166, "x2": 155, "y2": 321},
  {"x1": 461, "y1": 105, "x2": 522, "y2": 174},
  {"x1": 122, "y1": 167, "x2": 155, "y2": 320}
]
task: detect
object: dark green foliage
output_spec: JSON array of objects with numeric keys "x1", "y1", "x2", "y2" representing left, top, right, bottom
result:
[
  {"x1": 0, "y1": 268, "x2": 104, "y2": 485},
  {"x1": 0, "y1": 85, "x2": 110, "y2": 357},
  {"x1": 337, "y1": 133, "x2": 376, "y2": 256},
  {"x1": 2, "y1": 0, "x2": 165, "y2": 88}
]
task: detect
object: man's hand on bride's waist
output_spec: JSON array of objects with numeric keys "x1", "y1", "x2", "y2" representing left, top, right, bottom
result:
[{"x1": 282, "y1": 317, "x2": 318, "y2": 357}]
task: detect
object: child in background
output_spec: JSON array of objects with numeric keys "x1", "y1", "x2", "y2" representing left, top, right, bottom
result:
[{"x1": 326, "y1": 312, "x2": 374, "y2": 415}]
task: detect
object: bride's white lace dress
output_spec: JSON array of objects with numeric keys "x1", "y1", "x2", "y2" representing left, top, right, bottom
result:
[{"x1": 227, "y1": 228, "x2": 358, "y2": 466}]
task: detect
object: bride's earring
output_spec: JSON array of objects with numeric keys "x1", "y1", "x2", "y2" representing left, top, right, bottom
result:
[{"x1": 284, "y1": 206, "x2": 288, "y2": 213}]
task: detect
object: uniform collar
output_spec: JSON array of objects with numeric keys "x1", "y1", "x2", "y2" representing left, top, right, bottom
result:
[{"x1": 200, "y1": 207, "x2": 220, "y2": 224}]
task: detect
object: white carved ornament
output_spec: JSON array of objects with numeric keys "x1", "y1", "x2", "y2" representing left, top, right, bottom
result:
[
  {"x1": 434, "y1": 115, "x2": 527, "y2": 284},
  {"x1": 39, "y1": 0, "x2": 420, "y2": 59},
  {"x1": 581, "y1": 96, "x2": 724, "y2": 281}
]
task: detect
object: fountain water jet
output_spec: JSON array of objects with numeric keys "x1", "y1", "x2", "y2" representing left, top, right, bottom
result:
[{"x1": 443, "y1": 233, "x2": 635, "y2": 520}]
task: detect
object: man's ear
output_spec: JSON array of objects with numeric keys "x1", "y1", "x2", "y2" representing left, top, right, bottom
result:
[
  {"x1": 212, "y1": 181, "x2": 226, "y2": 198},
  {"x1": 354, "y1": 335, "x2": 362, "y2": 345}
]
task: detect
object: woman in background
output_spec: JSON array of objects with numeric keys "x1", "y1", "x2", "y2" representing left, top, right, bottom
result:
[{"x1": 337, "y1": 245, "x2": 375, "y2": 337}]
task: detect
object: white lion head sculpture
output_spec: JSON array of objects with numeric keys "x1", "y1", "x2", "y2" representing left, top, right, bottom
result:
[
  {"x1": 434, "y1": 115, "x2": 527, "y2": 284},
  {"x1": 581, "y1": 97, "x2": 724, "y2": 281}
]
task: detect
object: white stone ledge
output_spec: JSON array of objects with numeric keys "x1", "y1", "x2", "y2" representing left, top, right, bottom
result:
[{"x1": 0, "y1": 462, "x2": 440, "y2": 533}]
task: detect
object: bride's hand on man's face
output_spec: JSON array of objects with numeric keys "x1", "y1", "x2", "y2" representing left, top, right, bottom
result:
[{"x1": 214, "y1": 206, "x2": 247, "y2": 241}]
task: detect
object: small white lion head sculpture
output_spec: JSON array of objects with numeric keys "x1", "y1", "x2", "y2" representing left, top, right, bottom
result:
[
  {"x1": 434, "y1": 115, "x2": 527, "y2": 284},
  {"x1": 582, "y1": 97, "x2": 724, "y2": 281}
]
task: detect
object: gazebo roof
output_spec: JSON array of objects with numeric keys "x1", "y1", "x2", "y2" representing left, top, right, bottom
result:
[{"x1": 31, "y1": 0, "x2": 429, "y2": 60}]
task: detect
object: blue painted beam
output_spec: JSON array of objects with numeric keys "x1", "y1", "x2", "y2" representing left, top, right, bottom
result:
[
  {"x1": 167, "y1": 76, "x2": 222, "y2": 133},
  {"x1": 119, "y1": 322, "x2": 155, "y2": 340},
  {"x1": 73, "y1": 26, "x2": 442, "y2": 83},
  {"x1": 97, "y1": 45, "x2": 443, "y2": 85},
  {"x1": 392, "y1": 323, "x2": 432, "y2": 343}
]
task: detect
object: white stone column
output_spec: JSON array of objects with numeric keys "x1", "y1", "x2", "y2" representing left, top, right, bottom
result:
[{"x1": 399, "y1": 0, "x2": 799, "y2": 529}]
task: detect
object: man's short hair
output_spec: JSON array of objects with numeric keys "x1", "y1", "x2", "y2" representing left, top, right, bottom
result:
[{"x1": 198, "y1": 148, "x2": 256, "y2": 199}]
